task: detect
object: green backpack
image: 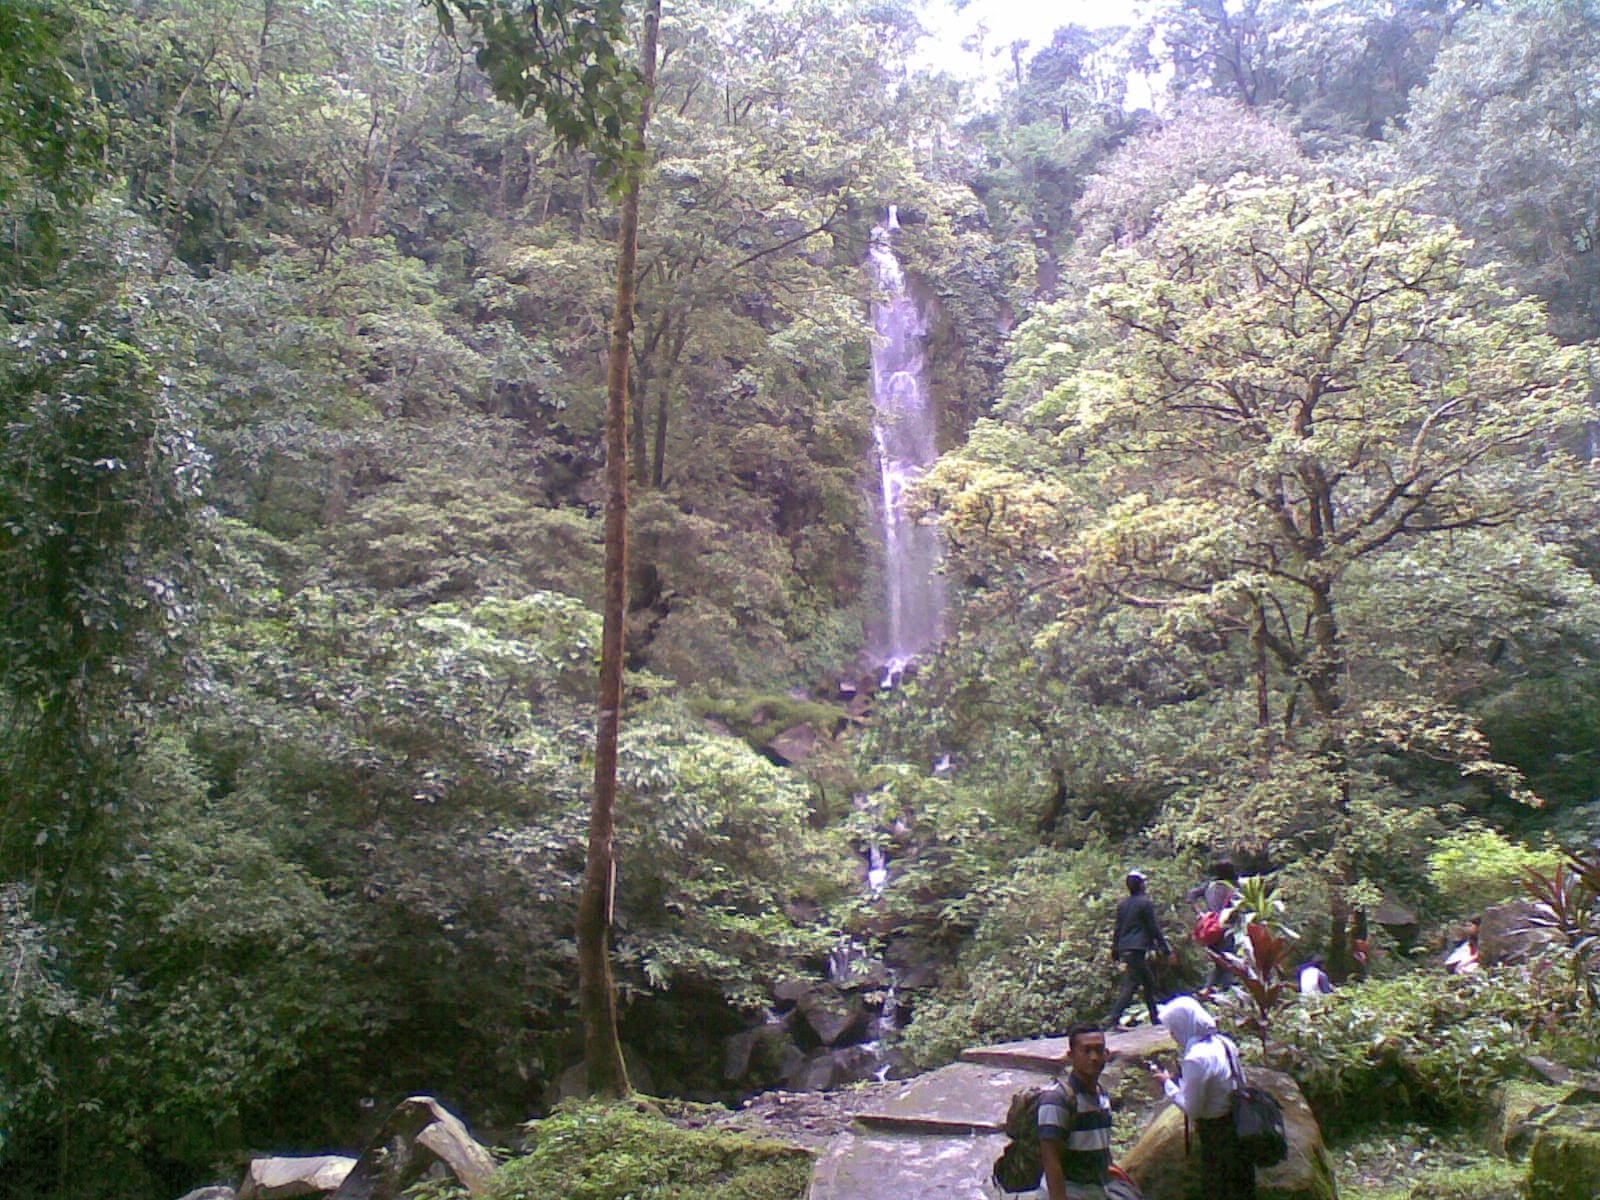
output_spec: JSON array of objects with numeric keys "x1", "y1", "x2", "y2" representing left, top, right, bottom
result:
[{"x1": 991, "y1": 1080, "x2": 1069, "y2": 1194}]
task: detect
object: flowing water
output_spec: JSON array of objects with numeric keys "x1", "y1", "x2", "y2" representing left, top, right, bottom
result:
[{"x1": 867, "y1": 210, "x2": 945, "y2": 684}]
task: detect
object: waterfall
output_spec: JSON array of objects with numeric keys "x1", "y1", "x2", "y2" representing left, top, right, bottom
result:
[
  {"x1": 866, "y1": 845, "x2": 888, "y2": 896},
  {"x1": 868, "y1": 210, "x2": 946, "y2": 684}
]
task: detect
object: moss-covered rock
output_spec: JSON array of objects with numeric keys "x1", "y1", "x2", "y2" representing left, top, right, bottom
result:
[
  {"x1": 1526, "y1": 1127, "x2": 1600, "y2": 1200},
  {"x1": 1495, "y1": 1081, "x2": 1570, "y2": 1160},
  {"x1": 488, "y1": 1100, "x2": 814, "y2": 1200}
]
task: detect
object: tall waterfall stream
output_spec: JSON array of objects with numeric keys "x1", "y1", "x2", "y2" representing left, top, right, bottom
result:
[{"x1": 868, "y1": 209, "x2": 946, "y2": 686}]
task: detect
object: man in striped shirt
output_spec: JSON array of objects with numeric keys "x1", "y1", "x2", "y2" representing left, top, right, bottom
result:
[{"x1": 1038, "y1": 1022, "x2": 1115, "y2": 1200}]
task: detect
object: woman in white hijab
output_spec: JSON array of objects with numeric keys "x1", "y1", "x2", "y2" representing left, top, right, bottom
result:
[{"x1": 1152, "y1": 995, "x2": 1256, "y2": 1200}]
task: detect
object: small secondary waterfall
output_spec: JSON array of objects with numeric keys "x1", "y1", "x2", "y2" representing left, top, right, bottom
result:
[{"x1": 868, "y1": 208, "x2": 946, "y2": 683}]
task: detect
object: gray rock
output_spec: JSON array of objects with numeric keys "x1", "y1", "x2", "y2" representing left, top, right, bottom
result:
[
  {"x1": 1529, "y1": 1055, "x2": 1575, "y2": 1086},
  {"x1": 802, "y1": 1027, "x2": 1185, "y2": 1200},
  {"x1": 793, "y1": 984, "x2": 870, "y2": 1047},
  {"x1": 773, "y1": 977, "x2": 812, "y2": 1005},
  {"x1": 1480, "y1": 899, "x2": 1562, "y2": 966},
  {"x1": 811, "y1": 1129, "x2": 1008, "y2": 1200},
  {"x1": 176, "y1": 1188, "x2": 237, "y2": 1200},
  {"x1": 723, "y1": 1018, "x2": 798, "y2": 1084},
  {"x1": 1495, "y1": 1081, "x2": 1571, "y2": 1160},
  {"x1": 765, "y1": 724, "x2": 820, "y2": 765},
  {"x1": 238, "y1": 1156, "x2": 355, "y2": 1200},
  {"x1": 547, "y1": 1047, "x2": 655, "y2": 1107},
  {"x1": 791, "y1": 1046, "x2": 882, "y2": 1092},
  {"x1": 329, "y1": 1096, "x2": 494, "y2": 1200},
  {"x1": 855, "y1": 1061, "x2": 1059, "y2": 1134}
]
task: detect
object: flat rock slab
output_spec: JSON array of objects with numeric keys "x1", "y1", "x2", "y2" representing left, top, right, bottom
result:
[
  {"x1": 810, "y1": 1128, "x2": 1006, "y2": 1200},
  {"x1": 854, "y1": 1062, "x2": 1049, "y2": 1133},
  {"x1": 809, "y1": 1026, "x2": 1178, "y2": 1200},
  {"x1": 961, "y1": 1023, "x2": 1173, "y2": 1071}
]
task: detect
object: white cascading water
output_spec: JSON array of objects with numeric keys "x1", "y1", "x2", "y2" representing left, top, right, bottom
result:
[{"x1": 868, "y1": 208, "x2": 946, "y2": 685}]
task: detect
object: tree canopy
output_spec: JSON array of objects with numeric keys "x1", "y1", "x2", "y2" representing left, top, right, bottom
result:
[{"x1": 6, "y1": 1, "x2": 1600, "y2": 1194}]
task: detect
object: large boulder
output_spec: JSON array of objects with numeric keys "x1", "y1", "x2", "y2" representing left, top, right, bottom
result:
[
  {"x1": 238, "y1": 1157, "x2": 355, "y2": 1200},
  {"x1": 1493, "y1": 1081, "x2": 1571, "y2": 1160},
  {"x1": 1119, "y1": 1068, "x2": 1335, "y2": 1200},
  {"x1": 782, "y1": 982, "x2": 871, "y2": 1048},
  {"x1": 724, "y1": 1015, "x2": 807, "y2": 1089},
  {"x1": 1478, "y1": 900, "x2": 1561, "y2": 966},
  {"x1": 329, "y1": 1096, "x2": 495, "y2": 1200},
  {"x1": 789, "y1": 1045, "x2": 892, "y2": 1092},
  {"x1": 764, "y1": 723, "x2": 821, "y2": 766},
  {"x1": 1527, "y1": 1127, "x2": 1600, "y2": 1200}
]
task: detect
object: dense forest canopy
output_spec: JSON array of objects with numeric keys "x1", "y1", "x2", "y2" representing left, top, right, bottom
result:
[{"x1": 3, "y1": 0, "x2": 1599, "y2": 1196}]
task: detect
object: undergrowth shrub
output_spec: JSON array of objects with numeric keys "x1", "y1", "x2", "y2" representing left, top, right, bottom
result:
[
  {"x1": 1270, "y1": 970, "x2": 1577, "y2": 1131},
  {"x1": 487, "y1": 1100, "x2": 813, "y2": 1200},
  {"x1": 896, "y1": 846, "x2": 1187, "y2": 1067},
  {"x1": 1426, "y1": 825, "x2": 1562, "y2": 915}
]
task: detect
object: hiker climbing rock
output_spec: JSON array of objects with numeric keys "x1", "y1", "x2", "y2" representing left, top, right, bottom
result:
[{"x1": 1107, "y1": 870, "x2": 1175, "y2": 1028}]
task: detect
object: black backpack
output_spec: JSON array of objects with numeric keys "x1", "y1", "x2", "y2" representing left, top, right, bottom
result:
[
  {"x1": 1224, "y1": 1041, "x2": 1288, "y2": 1168},
  {"x1": 992, "y1": 1080, "x2": 1069, "y2": 1194}
]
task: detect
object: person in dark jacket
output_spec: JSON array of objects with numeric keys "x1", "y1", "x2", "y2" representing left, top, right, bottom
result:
[{"x1": 1106, "y1": 870, "x2": 1174, "y2": 1028}]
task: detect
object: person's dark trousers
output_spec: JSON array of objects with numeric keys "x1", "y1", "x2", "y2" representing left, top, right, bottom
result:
[
  {"x1": 1197, "y1": 1113, "x2": 1257, "y2": 1200},
  {"x1": 1106, "y1": 948, "x2": 1159, "y2": 1025},
  {"x1": 1205, "y1": 932, "x2": 1239, "y2": 991}
]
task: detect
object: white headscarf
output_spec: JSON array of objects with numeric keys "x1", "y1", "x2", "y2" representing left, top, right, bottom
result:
[{"x1": 1158, "y1": 994, "x2": 1217, "y2": 1052}]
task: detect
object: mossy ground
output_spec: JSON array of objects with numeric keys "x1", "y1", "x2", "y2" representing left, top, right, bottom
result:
[
  {"x1": 475, "y1": 1099, "x2": 814, "y2": 1200},
  {"x1": 1332, "y1": 1124, "x2": 1523, "y2": 1200}
]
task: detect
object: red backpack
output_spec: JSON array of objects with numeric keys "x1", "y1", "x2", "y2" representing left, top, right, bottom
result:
[{"x1": 1192, "y1": 910, "x2": 1225, "y2": 947}]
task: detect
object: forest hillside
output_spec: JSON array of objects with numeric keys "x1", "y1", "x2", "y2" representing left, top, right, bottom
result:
[{"x1": 3, "y1": 0, "x2": 1600, "y2": 1197}]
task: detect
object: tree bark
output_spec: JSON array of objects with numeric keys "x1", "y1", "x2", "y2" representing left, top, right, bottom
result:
[{"x1": 575, "y1": 0, "x2": 659, "y2": 1102}]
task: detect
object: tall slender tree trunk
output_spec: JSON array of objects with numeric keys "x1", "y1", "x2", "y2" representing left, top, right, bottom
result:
[
  {"x1": 651, "y1": 320, "x2": 688, "y2": 488},
  {"x1": 576, "y1": 0, "x2": 659, "y2": 1101}
]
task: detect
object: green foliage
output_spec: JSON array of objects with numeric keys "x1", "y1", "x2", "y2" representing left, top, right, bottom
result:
[
  {"x1": 20, "y1": 0, "x2": 1600, "y2": 1190},
  {"x1": 1522, "y1": 850, "x2": 1600, "y2": 1011},
  {"x1": 1270, "y1": 971, "x2": 1576, "y2": 1129},
  {"x1": 893, "y1": 844, "x2": 1182, "y2": 1066},
  {"x1": 1, "y1": 733, "x2": 367, "y2": 1195},
  {"x1": 431, "y1": 0, "x2": 645, "y2": 183},
  {"x1": 1398, "y1": 0, "x2": 1600, "y2": 341},
  {"x1": 1141, "y1": 0, "x2": 1463, "y2": 151},
  {"x1": 0, "y1": 0, "x2": 104, "y2": 281},
  {"x1": 927, "y1": 173, "x2": 1593, "y2": 948},
  {"x1": 99, "y1": 774, "x2": 363, "y2": 1165},
  {"x1": 834, "y1": 764, "x2": 1029, "y2": 943},
  {"x1": 0, "y1": 201, "x2": 202, "y2": 882},
  {"x1": 690, "y1": 692, "x2": 846, "y2": 751},
  {"x1": 1427, "y1": 826, "x2": 1562, "y2": 915},
  {"x1": 488, "y1": 1100, "x2": 812, "y2": 1200},
  {"x1": 1212, "y1": 920, "x2": 1301, "y2": 1053},
  {"x1": 1073, "y1": 96, "x2": 1309, "y2": 253},
  {"x1": 0, "y1": 884, "x2": 104, "y2": 1159},
  {"x1": 615, "y1": 713, "x2": 834, "y2": 1007}
]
